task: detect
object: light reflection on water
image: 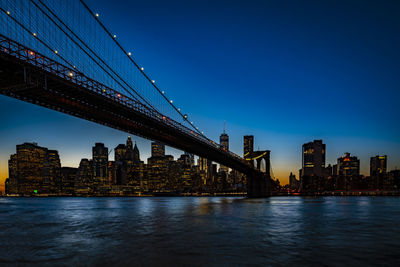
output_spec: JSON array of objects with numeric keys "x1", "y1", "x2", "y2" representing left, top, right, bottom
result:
[{"x1": 0, "y1": 196, "x2": 400, "y2": 266}]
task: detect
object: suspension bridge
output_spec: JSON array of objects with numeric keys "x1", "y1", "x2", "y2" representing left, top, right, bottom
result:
[{"x1": 0, "y1": 0, "x2": 271, "y2": 197}]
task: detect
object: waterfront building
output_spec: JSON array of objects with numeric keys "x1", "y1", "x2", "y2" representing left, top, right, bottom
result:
[
  {"x1": 75, "y1": 158, "x2": 93, "y2": 195},
  {"x1": 92, "y1": 143, "x2": 108, "y2": 186},
  {"x1": 337, "y1": 153, "x2": 360, "y2": 177},
  {"x1": 60, "y1": 167, "x2": 77, "y2": 195},
  {"x1": 370, "y1": 155, "x2": 387, "y2": 176},
  {"x1": 302, "y1": 140, "x2": 326, "y2": 177},
  {"x1": 369, "y1": 155, "x2": 388, "y2": 190},
  {"x1": 5, "y1": 142, "x2": 60, "y2": 195}
]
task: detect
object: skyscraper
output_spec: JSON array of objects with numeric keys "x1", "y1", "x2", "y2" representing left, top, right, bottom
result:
[
  {"x1": 243, "y1": 135, "x2": 254, "y2": 157},
  {"x1": 219, "y1": 122, "x2": 229, "y2": 172},
  {"x1": 126, "y1": 136, "x2": 134, "y2": 161},
  {"x1": 302, "y1": 140, "x2": 326, "y2": 177},
  {"x1": 114, "y1": 144, "x2": 127, "y2": 162},
  {"x1": 370, "y1": 155, "x2": 387, "y2": 177},
  {"x1": 92, "y1": 143, "x2": 108, "y2": 185},
  {"x1": 133, "y1": 141, "x2": 140, "y2": 163},
  {"x1": 337, "y1": 152, "x2": 360, "y2": 177},
  {"x1": 151, "y1": 141, "x2": 165, "y2": 157},
  {"x1": 198, "y1": 157, "x2": 212, "y2": 175},
  {"x1": 220, "y1": 123, "x2": 229, "y2": 152},
  {"x1": 6, "y1": 142, "x2": 60, "y2": 195},
  {"x1": 76, "y1": 158, "x2": 93, "y2": 186}
]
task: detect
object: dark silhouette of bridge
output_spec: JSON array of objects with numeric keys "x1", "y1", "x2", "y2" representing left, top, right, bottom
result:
[{"x1": 0, "y1": 0, "x2": 271, "y2": 197}]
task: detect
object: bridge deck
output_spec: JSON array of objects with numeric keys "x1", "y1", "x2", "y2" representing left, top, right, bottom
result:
[{"x1": 0, "y1": 34, "x2": 259, "y2": 175}]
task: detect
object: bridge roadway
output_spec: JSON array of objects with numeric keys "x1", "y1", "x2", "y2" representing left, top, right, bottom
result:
[{"x1": 0, "y1": 34, "x2": 269, "y2": 197}]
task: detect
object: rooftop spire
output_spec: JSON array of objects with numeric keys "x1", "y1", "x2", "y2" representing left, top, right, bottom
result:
[{"x1": 223, "y1": 120, "x2": 226, "y2": 134}]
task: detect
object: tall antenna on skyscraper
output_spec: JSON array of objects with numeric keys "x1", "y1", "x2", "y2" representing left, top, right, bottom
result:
[{"x1": 223, "y1": 120, "x2": 226, "y2": 134}]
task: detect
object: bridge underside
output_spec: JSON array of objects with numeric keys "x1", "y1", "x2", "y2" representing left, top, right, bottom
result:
[{"x1": 0, "y1": 48, "x2": 270, "y2": 197}]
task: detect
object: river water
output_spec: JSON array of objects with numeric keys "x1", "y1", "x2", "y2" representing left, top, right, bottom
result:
[{"x1": 0, "y1": 197, "x2": 399, "y2": 266}]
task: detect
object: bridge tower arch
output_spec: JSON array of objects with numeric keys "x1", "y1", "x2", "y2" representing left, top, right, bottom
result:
[{"x1": 244, "y1": 150, "x2": 271, "y2": 197}]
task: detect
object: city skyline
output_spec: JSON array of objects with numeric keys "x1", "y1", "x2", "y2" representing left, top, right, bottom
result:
[
  {"x1": 2, "y1": 133, "x2": 399, "y2": 193},
  {"x1": 1, "y1": 0, "x2": 400, "y2": 192}
]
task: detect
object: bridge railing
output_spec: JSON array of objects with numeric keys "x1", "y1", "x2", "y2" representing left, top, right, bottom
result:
[{"x1": 0, "y1": 34, "x2": 247, "y2": 165}]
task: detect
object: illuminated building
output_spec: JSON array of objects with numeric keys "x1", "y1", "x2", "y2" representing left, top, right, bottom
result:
[
  {"x1": 75, "y1": 158, "x2": 93, "y2": 195},
  {"x1": 151, "y1": 141, "x2": 165, "y2": 157},
  {"x1": 220, "y1": 125, "x2": 229, "y2": 151},
  {"x1": 60, "y1": 167, "x2": 77, "y2": 195},
  {"x1": 6, "y1": 142, "x2": 60, "y2": 195},
  {"x1": 370, "y1": 155, "x2": 387, "y2": 176},
  {"x1": 92, "y1": 143, "x2": 108, "y2": 185},
  {"x1": 177, "y1": 153, "x2": 193, "y2": 167},
  {"x1": 198, "y1": 157, "x2": 210, "y2": 172},
  {"x1": 115, "y1": 144, "x2": 127, "y2": 162},
  {"x1": 243, "y1": 135, "x2": 254, "y2": 157},
  {"x1": 302, "y1": 140, "x2": 326, "y2": 177},
  {"x1": 337, "y1": 153, "x2": 360, "y2": 177},
  {"x1": 219, "y1": 123, "x2": 229, "y2": 172},
  {"x1": 198, "y1": 157, "x2": 212, "y2": 186}
]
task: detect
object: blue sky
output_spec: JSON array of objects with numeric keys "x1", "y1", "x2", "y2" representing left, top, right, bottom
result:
[{"x1": 1, "y1": 0, "x2": 400, "y2": 187}]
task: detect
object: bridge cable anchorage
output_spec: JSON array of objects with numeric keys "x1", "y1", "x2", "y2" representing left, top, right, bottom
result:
[
  {"x1": 32, "y1": 0, "x2": 158, "y2": 109},
  {"x1": 78, "y1": 0, "x2": 205, "y2": 137}
]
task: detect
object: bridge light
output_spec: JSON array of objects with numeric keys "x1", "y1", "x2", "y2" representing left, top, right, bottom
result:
[
  {"x1": 161, "y1": 91, "x2": 164, "y2": 94},
  {"x1": 162, "y1": 116, "x2": 166, "y2": 120},
  {"x1": 183, "y1": 114, "x2": 188, "y2": 119},
  {"x1": 152, "y1": 80, "x2": 155, "y2": 83},
  {"x1": 69, "y1": 72, "x2": 73, "y2": 77},
  {"x1": 29, "y1": 51, "x2": 34, "y2": 56},
  {"x1": 54, "y1": 50, "x2": 58, "y2": 54},
  {"x1": 73, "y1": 65, "x2": 76, "y2": 69},
  {"x1": 177, "y1": 108, "x2": 180, "y2": 111},
  {"x1": 33, "y1": 33, "x2": 37, "y2": 37},
  {"x1": 95, "y1": 13, "x2": 99, "y2": 17},
  {"x1": 169, "y1": 100, "x2": 173, "y2": 103},
  {"x1": 6, "y1": 11, "x2": 10, "y2": 15},
  {"x1": 117, "y1": 93, "x2": 121, "y2": 98},
  {"x1": 103, "y1": 89, "x2": 106, "y2": 92},
  {"x1": 140, "y1": 67, "x2": 144, "y2": 71},
  {"x1": 127, "y1": 52, "x2": 131, "y2": 56},
  {"x1": 113, "y1": 34, "x2": 117, "y2": 38},
  {"x1": 201, "y1": 131, "x2": 204, "y2": 134}
]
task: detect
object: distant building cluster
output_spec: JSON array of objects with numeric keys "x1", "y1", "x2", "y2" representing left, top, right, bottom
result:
[
  {"x1": 5, "y1": 135, "x2": 247, "y2": 196},
  {"x1": 287, "y1": 140, "x2": 400, "y2": 194}
]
